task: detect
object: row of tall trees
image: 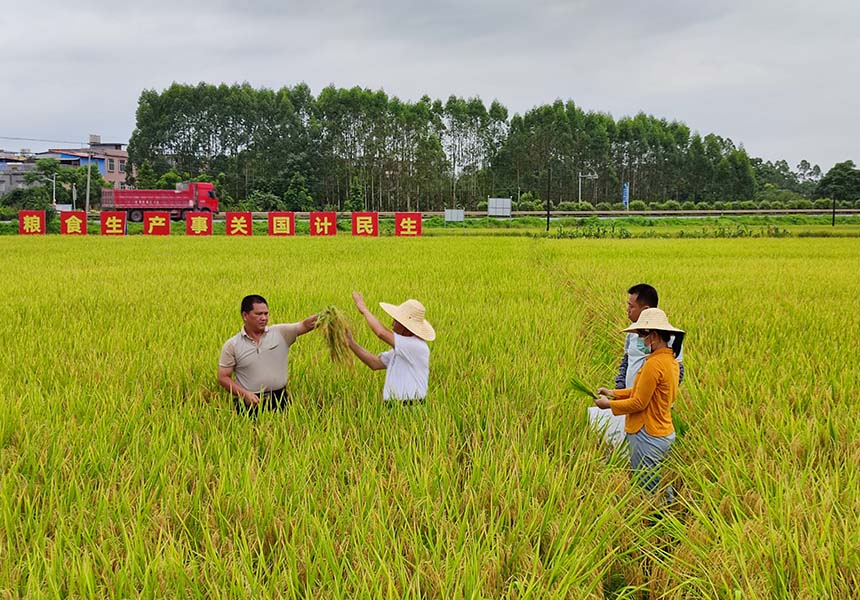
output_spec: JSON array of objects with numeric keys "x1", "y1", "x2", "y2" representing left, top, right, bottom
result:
[{"x1": 128, "y1": 83, "x2": 832, "y2": 211}]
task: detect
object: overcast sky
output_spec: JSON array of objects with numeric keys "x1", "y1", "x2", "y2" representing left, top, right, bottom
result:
[{"x1": 3, "y1": 0, "x2": 857, "y2": 171}]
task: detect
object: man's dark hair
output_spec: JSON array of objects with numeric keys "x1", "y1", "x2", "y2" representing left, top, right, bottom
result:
[
  {"x1": 241, "y1": 294, "x2": 268, "y2": 314},
  {"x1": 627, "y1": 283, "x2": 658, "y2": 308}
]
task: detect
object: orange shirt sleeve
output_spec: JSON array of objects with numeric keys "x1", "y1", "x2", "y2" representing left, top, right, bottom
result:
[
  {"x1": 614, "y1": 388, "x2": 632, "y2": 400},
  {"x1": 610, "y1": 362, "x2": 658, "y2": 415}
]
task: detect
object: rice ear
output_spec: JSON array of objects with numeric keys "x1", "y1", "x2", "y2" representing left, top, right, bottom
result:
[{"x1": 317, "y1": 305, "x2": 353, "y2": 368}]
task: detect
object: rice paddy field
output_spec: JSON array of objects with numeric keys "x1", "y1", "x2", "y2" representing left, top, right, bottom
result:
[{"x1": 1, "y1": 234, "x2": 858, "y2": 598}]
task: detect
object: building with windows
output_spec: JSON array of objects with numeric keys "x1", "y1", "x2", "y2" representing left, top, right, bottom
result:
[
  {"x1": 0, "y1": 157, "x2": 37, "y2": 196},
  {"x1": 34, "y1": 135, "x2": 131, "y2": 189}
]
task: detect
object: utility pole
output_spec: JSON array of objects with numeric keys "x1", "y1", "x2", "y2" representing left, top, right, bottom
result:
[
  {"x1": 545, "y1": 165, "x2": 552, "y2": 232},
  {"x1": 85, "y1": 151, "x2": 92, "y2": 214}
]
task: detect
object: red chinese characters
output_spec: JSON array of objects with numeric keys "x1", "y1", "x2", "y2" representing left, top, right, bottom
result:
[
  {"x1": 60, "y1": 211, "x2": 87, "y2": 235},
  {"x1": 309, "y1": 211, "x2": 337, "y2": 236},
  {"x1": 268, "y1": 212, "x2": 295, "y2": 236},
  {"x1": 351, "y1": 212, "x2": 379, "y2": 237},
  {"x1": 100, "y1": 211, "x2": 127, "y2": 236},
  {"x1": 143, "y1": 211, "x2": 171, "y2": 236},
  {"x1": 18, "y1": 210, "x2": 46, "y2": 235},
  {"x1": 185, "y1": 212, "x2": 213, "y2": 236},
  {"x1": 395, "y1": 212, "x2": 422, "y2": 237},
  {"x1": 226, "y1": 212, "x2": 252, "y2": 236}
]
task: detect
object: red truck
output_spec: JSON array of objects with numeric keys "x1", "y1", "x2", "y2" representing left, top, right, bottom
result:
[{"x1": 101, "y1": 182, "x2": 220, "y2": 222}]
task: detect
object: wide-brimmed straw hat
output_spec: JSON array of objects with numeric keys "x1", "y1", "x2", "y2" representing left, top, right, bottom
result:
[
  {"x1": 379, "y1": 299, "x2": 436, "y2": 341},
  {"x1": 622, "y1": 307, "x2": 684, "y2": 334}
]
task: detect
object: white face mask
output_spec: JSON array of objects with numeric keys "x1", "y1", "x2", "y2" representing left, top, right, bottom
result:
[{"x1": 635, "y1": 335, "x2": 652, "y2": 354}]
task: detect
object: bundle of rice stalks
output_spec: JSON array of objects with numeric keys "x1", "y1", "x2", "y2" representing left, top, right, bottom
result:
[
  {"x1": 570, "y1": 374, "x2": 597, "y2": 399},
  {"x1": 317, "y1": 305, "x2": 353, "y2": 367}
]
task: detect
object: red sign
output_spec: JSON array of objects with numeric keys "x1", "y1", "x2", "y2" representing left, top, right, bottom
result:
[
  {"x1": 351, "y1": 212, "x2": 379, "y2": 237},
  {"x1": 395, "y1": 212, "x2": 422, "y2": 237},
  {"x1": 100, "y1": 211, "x2": 127, "y2": 236},
  {"x1": 226, "y1": 212, "x2": 252, "y2": 236},
  {"x1": 185, "y1": 212, "x2": 213, "y2": 236},
  {"x1": 309, "y1": 211, "x2": 337, "y2": 236},
  {"x1": 18, "y1": 210, "x2": 46, "y2": 235},
  {"x1": 268, "y1": 212, "x2": 295, "y2": 236},
  {"x1": 60, "y1": 211, "x2": 87, "y2": 235},
  {"x1": 143, "y1": 211, "x2": 171, "y2": 236}
]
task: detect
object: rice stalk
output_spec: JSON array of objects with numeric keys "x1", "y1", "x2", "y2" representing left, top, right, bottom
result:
[
  {"x1": 570, "y1": 374, "x2": 597, "y2": 399},
  {"x1": 316, "y1": 304, "x2": 353, "y2": 367}
]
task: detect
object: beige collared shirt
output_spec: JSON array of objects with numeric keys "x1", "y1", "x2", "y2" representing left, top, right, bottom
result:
[{"x1": 219, "y1": 324, "x2": 300, "y2": 393}]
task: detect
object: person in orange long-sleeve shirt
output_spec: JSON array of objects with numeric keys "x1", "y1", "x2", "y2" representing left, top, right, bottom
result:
[{"x1": 594, "y1": 308, "x2": 685, "y2": 500}]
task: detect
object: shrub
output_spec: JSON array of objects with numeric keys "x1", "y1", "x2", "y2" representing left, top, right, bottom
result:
[
  {"x1": 681, "y1": 201, "x2": 696, "y2": 210},
  {"x1": 248, "y1": 190, "x2": 286, "y2": 212},
  {"x1": 629, "y1": 200, "x2": 647, "y2": 211},
  {"x1": 517, "y1": 201, "x2": 541, "y2": 211}
]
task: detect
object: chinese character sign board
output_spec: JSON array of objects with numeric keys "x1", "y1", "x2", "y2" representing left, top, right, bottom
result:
[
  {"x1": 268, "y1": 212, "x2": 295, "y2": 236},
  {"x1": 351, "y1": 212, "x2": 379, "y2": 237},
  {"x1": 19, "y1": 210, "x2": 46, "y2": 235},
  {"x1": 144, "y1": 211, "x2": 170, "y2": 236},
  {"x1": 309, "y1": 211, "x2": 337, "y2": 236},
  {"x1": 395, "y1": 212, "x2": 422, "y2": 237},
  {"x1": 60, "y1": 211, "x2": 87, "y2": 235},
  {"x1": 100, "y1": 211, "x2": 127, "y2": 236},
  {"x1": 226, "y1": 212, "x2": 252, "y2": 236},
  {"x1": 185, "y1": 212, "x2": 213, "y2": 236}
]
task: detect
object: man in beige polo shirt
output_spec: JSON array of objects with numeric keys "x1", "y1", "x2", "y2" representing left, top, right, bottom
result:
[{"x1": 218, "y1": 294, "x2": 317, "y2": 415}]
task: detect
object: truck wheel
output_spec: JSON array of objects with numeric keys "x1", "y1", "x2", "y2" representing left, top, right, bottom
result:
[{"x1": 129, "y1": 209, "x2": 144, "y2": 222}]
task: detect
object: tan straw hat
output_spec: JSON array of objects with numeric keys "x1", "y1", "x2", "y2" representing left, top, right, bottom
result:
[
  {"x1": 379, "y1": 299, "x2": 436, "y2": 341},
  {"x1": 622, "y1": 307, "x2": 684, "y2": 334}
]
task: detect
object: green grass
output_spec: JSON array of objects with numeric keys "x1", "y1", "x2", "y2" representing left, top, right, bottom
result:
[{"x1": 0, "y1": 236, "x2": 858, "y2": 597}]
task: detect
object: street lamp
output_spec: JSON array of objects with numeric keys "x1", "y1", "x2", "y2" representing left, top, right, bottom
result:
[{"x1": 578, "y1": 171, "x2": 598, "y2": 203}]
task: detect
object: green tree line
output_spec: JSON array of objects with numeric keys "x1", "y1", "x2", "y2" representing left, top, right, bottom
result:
[{"x1": 126, "y1": 82, "x2": 856, "y2": 211}]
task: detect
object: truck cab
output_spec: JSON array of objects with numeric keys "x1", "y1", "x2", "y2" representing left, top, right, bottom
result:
[{"x1": 181, "y1": 182, "x2": 220, "y2": 214}]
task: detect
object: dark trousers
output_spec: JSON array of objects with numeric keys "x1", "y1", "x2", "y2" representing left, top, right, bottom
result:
[
  {"x1": 235, "y1": 388, "x2": 289, "y2": 417},
  {"x1": 384, "y1": 398, "x2": 426, "y2": 409}
]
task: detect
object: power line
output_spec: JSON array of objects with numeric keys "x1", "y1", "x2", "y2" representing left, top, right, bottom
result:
[{"x1": 0, "y1": 135, "x2": 87, "y2": 146}]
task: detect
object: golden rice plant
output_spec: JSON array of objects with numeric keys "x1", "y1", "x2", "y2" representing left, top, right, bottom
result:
[{"x1": 316, "y1": 304, "x2": 353, "y2": 367}]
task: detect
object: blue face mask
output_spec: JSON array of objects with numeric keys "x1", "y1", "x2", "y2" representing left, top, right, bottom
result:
[{"x1": 635, "y1": 336, "x2": 652, "y2": 355}]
